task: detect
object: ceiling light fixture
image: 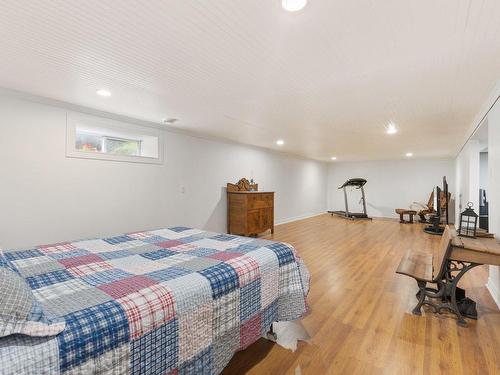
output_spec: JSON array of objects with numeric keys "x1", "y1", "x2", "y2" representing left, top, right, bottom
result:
[
  {"x1": 330, "y1": 156, "x2": 337, "y2": 160},
  {"x1": 96, "y1": 89, "x2": 111, "y2": 97},
  {"x1": 282, "y1": 0, "x2": 307, "y2": 12},
  {"x1": 162, "y1": 118, "x2": 178, "y2": 125},
  {"x1": 406, "y1": 152, "x2": 413, "y2": 157},
  {"x1": 385, "y1": 122, "x2": 398, "y2": 135},
  {"x1": 276, "y1": 139, "x2": 285, "y2": 146}
]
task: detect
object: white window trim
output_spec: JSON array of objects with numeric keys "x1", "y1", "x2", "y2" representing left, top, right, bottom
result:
[{"x1": 66, "y1": 112, "x2": 164, "y2": 164}]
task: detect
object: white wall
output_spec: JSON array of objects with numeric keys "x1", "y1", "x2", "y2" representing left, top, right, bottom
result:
[
  {"x1": 487, "y1": 99, "x2": 500, "y2": 308},
  {"x1": 327, "y1": 159, "x2": 455, "y2": 219},
  {"x1": 0, "y1": 94, "x2": 328, "y2": 248},
  {"x1": 455, "y1": 140, "x2": 482, "y2": 223},
  {"x1": 456, "y1": 89, "x2": 500, "y2": 309}
]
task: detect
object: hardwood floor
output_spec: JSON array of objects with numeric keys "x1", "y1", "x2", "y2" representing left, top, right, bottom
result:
[{"x1": 222, "y1": 214, "x2": 500, "y2": 375}]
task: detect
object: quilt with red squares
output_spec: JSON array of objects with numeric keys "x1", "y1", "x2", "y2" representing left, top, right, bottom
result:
[{"x1": 0, "y1": 227, "x2": 310, "y2": 375}]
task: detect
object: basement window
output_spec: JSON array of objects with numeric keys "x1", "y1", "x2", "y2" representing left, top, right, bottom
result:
[{"x1": 66, "y1": 113, "x2": 163, "y2": 164}]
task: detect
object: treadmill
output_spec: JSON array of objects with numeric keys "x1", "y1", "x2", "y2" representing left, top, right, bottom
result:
[{"x1": 328, "y1": 178, "x2": 372, "y2": 220}]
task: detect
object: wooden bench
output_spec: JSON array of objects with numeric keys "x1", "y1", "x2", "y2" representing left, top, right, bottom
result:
[
  {"x1": 395, "y1": 209, "x2": 417, "y2": 223},
  {"x1": 396, "y1": 226, "x2": 452, "y2": 317}
]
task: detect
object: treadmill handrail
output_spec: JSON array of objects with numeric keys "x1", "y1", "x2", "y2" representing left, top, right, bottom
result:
[{"x1": 338, "y1": 178, "x2": 367, "y2": 189}]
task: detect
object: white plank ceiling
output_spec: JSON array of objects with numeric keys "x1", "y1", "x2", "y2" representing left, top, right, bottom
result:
[{"x1": 1, "y1": 0, "x2": 500, "y2": 160}]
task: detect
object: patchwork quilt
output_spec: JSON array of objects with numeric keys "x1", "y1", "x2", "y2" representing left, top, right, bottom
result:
[{"x1": 0, "y1": 227, "x2": 310, "y2": 375}]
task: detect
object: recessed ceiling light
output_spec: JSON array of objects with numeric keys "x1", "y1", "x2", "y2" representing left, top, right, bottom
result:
[
  {"x1": 276, "y1": 139, "x2": 285, "y2": 146},
  {"x1": 96, "y1": 89, "x2": 111, "y2": 97},
  {"x1": 385, "y1": 122, "x2": 398, "y2": 135},
  {"x1": 330, "y1": 156, "x2": 337, "y2": 160},
  {"x1": 282, "y1": 0, "x2": 307, "y2": 12},
  {"x1": 406, "y1": 152, "x2": 413, "y2": 157}
]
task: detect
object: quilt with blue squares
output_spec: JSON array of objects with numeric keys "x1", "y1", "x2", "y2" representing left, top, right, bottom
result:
[{"x1": 0, "y1": 227, "x2": 310, "y2": 375}]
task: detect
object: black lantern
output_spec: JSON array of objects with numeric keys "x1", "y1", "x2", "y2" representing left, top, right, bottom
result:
[{"x1": 458, "y1": 202, "x2": 478, "y2": 238}]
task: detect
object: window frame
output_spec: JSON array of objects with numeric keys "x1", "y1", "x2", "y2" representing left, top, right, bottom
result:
[{"x1": 66, "y1": 112, "x2": 164, "y2": 164}]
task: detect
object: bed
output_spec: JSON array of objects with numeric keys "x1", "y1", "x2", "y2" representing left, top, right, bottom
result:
[{"x1": 0, "y1": 227, "x2": 310, "y2": 375}]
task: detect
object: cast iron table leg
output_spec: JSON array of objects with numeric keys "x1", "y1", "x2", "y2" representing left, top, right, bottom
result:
[{"x1": 440, "y1": 260, "x2": 480, "y2": 327}]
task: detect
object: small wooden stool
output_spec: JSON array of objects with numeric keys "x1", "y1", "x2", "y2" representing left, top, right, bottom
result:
[{"x1": 395, "y1": 209, "x2": 417, "y2": 223}]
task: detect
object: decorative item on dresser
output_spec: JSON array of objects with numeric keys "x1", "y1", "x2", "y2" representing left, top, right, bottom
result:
[{"x1": 227, "y1": 178, "x2": 274, "y2": 236}]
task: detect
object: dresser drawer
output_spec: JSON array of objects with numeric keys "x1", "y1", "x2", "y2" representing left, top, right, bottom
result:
[
  {"x1": 227, "y1": 190, "x2": 274, "y2": 236},
  {"x1": 247, "y1": 193, "x2": 274, "y2": 209},
  {"x1": 246, "y1": 208, "x2": 273, "y2": 234}
]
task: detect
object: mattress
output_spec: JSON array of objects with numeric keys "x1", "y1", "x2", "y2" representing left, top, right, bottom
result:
[{"x1": 0, "y1": 227, "x2": 310, "y2": 375}]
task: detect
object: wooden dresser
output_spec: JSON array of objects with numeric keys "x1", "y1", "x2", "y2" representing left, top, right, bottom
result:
[{"x1": 227, "y1": 180, "x2": 274, "y2": 236}]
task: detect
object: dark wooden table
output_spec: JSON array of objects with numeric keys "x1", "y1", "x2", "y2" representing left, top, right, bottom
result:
[{"x1": 443, "y1": 229, "x2": 500, "y2": 325}]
